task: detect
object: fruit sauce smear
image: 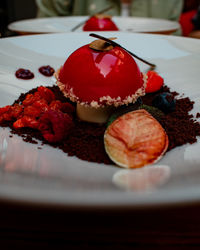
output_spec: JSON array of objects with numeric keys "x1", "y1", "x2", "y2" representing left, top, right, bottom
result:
[
  {"x1": 0, "y1": 85, "x2": 200, "y2": 165},
  {"x1": 38, "y1": 65, "x2": 55, "y2": 77},
  {"x1": 15, "y1": 68, "x2": 34, "y2": 80}
]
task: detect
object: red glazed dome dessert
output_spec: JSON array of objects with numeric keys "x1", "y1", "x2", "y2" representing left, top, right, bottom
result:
[
  {"x1": 55, "y1": 38, "x2": 145, "y2": 123},
  {"x1": 83, "y1": 14, "x2": 118, "y2": 31}
]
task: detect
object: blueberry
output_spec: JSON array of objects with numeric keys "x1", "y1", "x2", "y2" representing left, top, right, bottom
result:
[{"x1": 152, "y1": 92, "x2": 176, "y2": 113}]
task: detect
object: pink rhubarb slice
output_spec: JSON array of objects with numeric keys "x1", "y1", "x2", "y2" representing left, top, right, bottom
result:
[{"x1": 104, "y1": 109, "x2": 168, "y2": 168}]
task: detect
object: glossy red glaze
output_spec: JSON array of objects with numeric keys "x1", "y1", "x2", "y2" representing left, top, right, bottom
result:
[
  {"x1": 83, "y1": 16, "x2": 118, "y2": 31},
  {"x1": 58, "y1": 44, "x2": 143, "y2": 104}
]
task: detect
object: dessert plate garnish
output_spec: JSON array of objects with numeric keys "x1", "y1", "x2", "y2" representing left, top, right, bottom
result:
[{"x1": 104, "y1": 109, "x2": 169, "y2": 169}]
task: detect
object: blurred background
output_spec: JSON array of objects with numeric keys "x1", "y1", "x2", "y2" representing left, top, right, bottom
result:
[
  {"x1": 0, "y1": 0, "x2": 37, "y2": 37},
  {"x1": 1, "y1": 0, "x2": 200, "y2": 38}
]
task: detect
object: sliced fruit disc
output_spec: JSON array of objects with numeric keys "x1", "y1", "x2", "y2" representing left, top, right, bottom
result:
[{"x1": 104, "y1": 109, "x2": 168, "y2": 169}]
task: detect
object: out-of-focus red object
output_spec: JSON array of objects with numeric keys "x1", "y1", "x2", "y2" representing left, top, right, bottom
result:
[
  {"x1": 83, "y1": 15, "x2": 118, "y2": 31},
  {"x1": 179, "y1": 10, "x2": 197, "y2": 36}
]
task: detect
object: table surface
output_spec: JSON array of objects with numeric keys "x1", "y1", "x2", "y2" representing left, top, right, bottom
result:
[{"x1": 1, "y1": 201, "x2": 200, "y2": 249}]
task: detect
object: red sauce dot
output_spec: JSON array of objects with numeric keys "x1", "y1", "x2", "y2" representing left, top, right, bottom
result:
[
  {"x1": 39, "y1": 65, "x2": 55, "y2": 77},
  {"x1": 15, "y1": 68, "x2": 34, "y2": 80}
]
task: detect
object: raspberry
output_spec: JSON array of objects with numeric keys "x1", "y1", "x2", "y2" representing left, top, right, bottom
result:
[
  {"x1": 37, "y1": 86, "x2": 55, "y2": 103},
  {"x1": 145, "y1": 71, "x2": 164, "y2": 93},
  {"x1": 38, "y1": 110, "x2": 73, "y2": 143},
  {"x1": 49, "y1": 100, "x2": 75, "y2": 115}
]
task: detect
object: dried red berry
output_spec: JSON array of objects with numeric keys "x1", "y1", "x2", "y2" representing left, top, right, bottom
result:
[
  {"x1": 23, "y1": 116, "x2": 39, "y2": 129},
  {"x1": 13, "y1": 116, "x2": 39, "y2": 129},
  {"x1": 24, "y1": 105, "x2": 41, "y2": 118},
  {"x1": 13, "y1": 118, "x2": 25, "y2": 129},
  {"x1": 10, "y1": 104, "x2": 24, "y2": 118},
  {"x1": 0, "y1": 104, "x2": 23, "y2": 123},
  {"x1": 37, "y1": 86, "x2": 55, "y2": 103},
  {"x1": 32, "y1": 99, "x2": 49, "y2": 112},
  {"x1": 23, "y1": 94, "x2": 38, "y2": 106},
  {"x1": 49, "y1": 100, "x2": 63, "y2": 111},
  {"x1": 0, "y1": 105, "x2": 11, "y2": 116}
]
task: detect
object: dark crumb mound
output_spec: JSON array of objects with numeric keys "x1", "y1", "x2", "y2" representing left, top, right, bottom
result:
[
  {"x1": 142, "y1": 86, "x2": 200, "y2": 151},
  {"x1": 1, "y1": 85, "x2": 200, "y2": 165},
  {"x1": 160, "y1": 97, "x2": 200, "y2": 151},
  {"x1": 10, "y1": 127, "x2": 42, "y2": 144},
  {"x1": 60, "y1": 121, "x2": 112, "y2": 164}
]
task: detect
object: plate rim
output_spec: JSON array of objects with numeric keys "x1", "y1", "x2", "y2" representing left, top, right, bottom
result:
[{"x1": 8, "y1": 16, "x2": 180, "y2": 34}]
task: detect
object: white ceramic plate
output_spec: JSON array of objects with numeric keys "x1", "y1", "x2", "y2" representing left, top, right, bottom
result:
[
  {"x1": 0, "y1": 32, "x2": 200, "y2": 209},
  {"x1": 8, "y1": 16, "x2": 180, "y2": 34}
]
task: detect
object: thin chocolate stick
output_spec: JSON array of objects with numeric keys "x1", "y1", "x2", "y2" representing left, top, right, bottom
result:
[
  {"x1": 89, "y1": 33, "x2": 156, "y2": 69},
  {"x1": 71, "y1": 5, "x2": 114, "y2": 32}
]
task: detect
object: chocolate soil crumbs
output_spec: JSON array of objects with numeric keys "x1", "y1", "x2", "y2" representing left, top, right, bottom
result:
[{"x1": 1, "y1": 85, "x2": 200, "y2": 165}]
